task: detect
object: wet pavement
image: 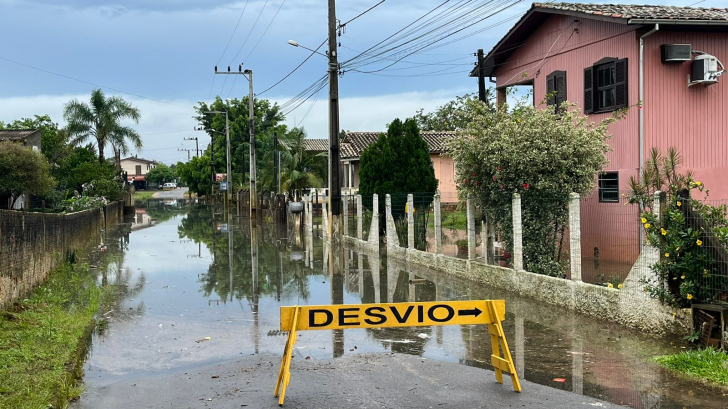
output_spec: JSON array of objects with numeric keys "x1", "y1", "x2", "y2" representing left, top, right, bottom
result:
[{"x1": 73, "y1": 204, "x2": 728, "y2": 408}]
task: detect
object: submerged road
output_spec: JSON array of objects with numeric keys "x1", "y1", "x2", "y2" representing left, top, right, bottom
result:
[{"x1": 74, "y1": 353, "x2": 619, "y2": 408}]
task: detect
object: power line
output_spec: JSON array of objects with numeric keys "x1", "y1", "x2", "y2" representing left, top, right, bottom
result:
[
  {"x1": 229, "y1": 0, "x2": 271, "y2": 65},
  {"x1": 340, "y1": 0, "x2": 387, "y2": 27},
  {"x1": 0, "y1": 56, "x2": 193, "y2": 110},
  {"x1": 216, "y1": 0, "x2": 251, "y2": 66},
  {"x1": 257, "y1": 38, "x2": 327, "y2": 96}
]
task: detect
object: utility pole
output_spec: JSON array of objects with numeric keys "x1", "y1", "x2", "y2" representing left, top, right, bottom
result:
[
  {"x1": 477, "y1": 49, "x2": 486, "y2": 102},
  {"x1": 214, "y1": 65, "x2": 256, "y2": 223},
  {"x1": 185, "y1": 137, "x2": 200, "y2": 157},
  {"x1": 194, "y1": 125, "x2": 214, "y2": 202},
  {"x1": 328, "y1": 0, "x2": 342, "y2": 239},
  {"x1": 178, "y1": 148, "x2": 192, "y2": 160}
]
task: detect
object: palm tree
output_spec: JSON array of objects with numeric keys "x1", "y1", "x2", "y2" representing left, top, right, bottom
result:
[
  {"x1": 278, "y1": 128, "x2": 326, "y2": 198},
  {"x1": 63, "y1": 88, "x2": 142, "y2": 167}
]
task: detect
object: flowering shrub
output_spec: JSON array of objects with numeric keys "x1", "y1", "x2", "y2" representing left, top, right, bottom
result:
[
  {"x1": 629, "y1": 148, "x2": 728, "y2": 307},
  {"x1": 61, "y1": 183, "x2": 109, "y2": 212},
  {"x1": 447, "y1": 99, "x2": 618, "y2": 276}
]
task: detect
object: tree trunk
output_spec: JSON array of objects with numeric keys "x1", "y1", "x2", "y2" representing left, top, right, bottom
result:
[
  {"x1": 98, "y1": 143, "x2": 105, "y2": 165},
  {"x1": 113, "y1": 146, "x2": 121, "y2": 171}
]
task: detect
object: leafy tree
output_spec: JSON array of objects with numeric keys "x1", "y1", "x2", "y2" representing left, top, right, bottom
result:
[
  {"x1": 194, "y1": 96, "x2": 286, "y2": 191},
  {"x1": 146, "y1": 164, "x2": 176, "y2": 185},
  {"x1": 64, "y1": 88, "x2": 142, "y2": 167},
  {"x1": 0, "y1": 141, "x2": 56, "y2": 209},
  {"x1": 359, "y1": 118, "x2": 438, "y2": 243},
  {"x1": 448, "y1": 100, "x2": 616, "y2": 276},
  {"x1": 176, "y1": 155, "x2": 212, "y2": 197},
  {"x1": 270, "y1": 127, "x2": 326, "y2": 198},
  {"x1": 0, "y1": 115, "x2": 70, "y2": 170},
  {"x1": 414, "y1": 93, "x2": 494, "y2": 131}
]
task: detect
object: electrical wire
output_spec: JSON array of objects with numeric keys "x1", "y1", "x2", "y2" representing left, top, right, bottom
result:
[
  {"x1": 229, "y1": 0, "x2": 271, "y2": 65},
  {"x1": 216, "y1": 0, "x2": 251, "y2": 67},
  {"x1": 340, "y1": 0, "x2": 387, "y2": 27},
  {"x1": 258, "y1": 39, "x2": 328, "y2": 96},
  {"x1": 0, "y1": 56, "x2": 192, "y2": 110}
]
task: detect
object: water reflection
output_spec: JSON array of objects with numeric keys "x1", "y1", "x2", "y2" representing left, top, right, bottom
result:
[{"x1": 78, "y1": 205, "x2": 727, "y2": 409}]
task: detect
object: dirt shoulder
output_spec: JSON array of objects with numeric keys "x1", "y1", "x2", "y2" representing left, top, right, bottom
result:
[{"x1": 73, "y1": 353, "x2": 621, "y2": 409}]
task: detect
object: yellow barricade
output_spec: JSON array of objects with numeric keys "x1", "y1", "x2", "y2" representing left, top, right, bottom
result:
[{"x1": 274, "y1": 300, "x2": 521, "y2": 406}]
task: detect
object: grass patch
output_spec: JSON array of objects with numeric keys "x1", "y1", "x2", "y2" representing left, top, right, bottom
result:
[
  {"x1": 427, "y1": 210, "x2": 468, "y2": 230},
  {"x1": 132, "y1": 190, "x2": 156, "y2": 201},
  {"x1": 654, "y1": 348, "x2": 728, "y2": 386},
  {"x1": 0, "y1": 262, "x2": 108, "y2": 409}
]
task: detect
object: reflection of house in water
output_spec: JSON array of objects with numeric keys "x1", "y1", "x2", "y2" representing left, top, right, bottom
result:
[{"x1": 131, "y1": 208, "x2": 157, "y2": 231}]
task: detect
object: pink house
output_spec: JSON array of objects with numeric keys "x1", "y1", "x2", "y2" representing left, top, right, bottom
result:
[
  {"x1": 340, "y1": 131, "x2": 458, "y2": 204},
  {"x1": 478, "y1": 3, "x2": 727, "y2": 270}
]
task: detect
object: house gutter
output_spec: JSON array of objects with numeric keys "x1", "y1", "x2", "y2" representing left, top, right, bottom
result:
[
  {"x1": 639, "y1": 24, "x2": 659, "y2": 182},
  {"x1": 629, "y1": 19, "x2": 728, "y2": 26}
]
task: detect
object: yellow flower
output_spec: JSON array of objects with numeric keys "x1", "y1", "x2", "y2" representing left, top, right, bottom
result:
[
  {"x1": 687, "y1": 294, "x2": 693, "y2": 300},
  {"x1": 704, "y1": 269, "x2": 709, "y2": 277},
  {"x1": 696, "y1": 181, "x2": 702, "y2": 186},
  {"x1": 607, "y1": 283, "x2": 614, "y2": 288},
  {"x1": 681, "y1": 275, "x2": 685, "y2": 279},
  {"x1": 641, "y1": 217, "x2": 647, "y2": 224},
  {"x1": 618, "y1": 284, "x2": 623, "y2": 289},
  {"x1": 676, "y1": 246, "x2": 680, "y2": 251},
  {"x1": 661, "y1": 228, "x2": 667, "y2": 235},
  {"x1": 677, "y1": 201, "x2": 682, "y2": 207},
  {"x1": 644, "y1": 223, "x2": 651, "y2": 229},
  {"x1": 696, "y1": 239, "x2": 703, "y2": 246},
  {"x1": 665, "y1": 253, "x2": 670, "y2": 258}
]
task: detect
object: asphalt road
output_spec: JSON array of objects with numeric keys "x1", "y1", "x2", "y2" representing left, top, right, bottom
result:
[
  {"x1": 154, "y1": 187, "x2": 189, "y2": 199},
  {"x1": 74, "y1": 353, "x2": 621, "y2": 409}
]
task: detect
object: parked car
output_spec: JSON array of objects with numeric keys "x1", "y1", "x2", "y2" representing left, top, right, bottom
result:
[{"x1": 163, "y1": 183, "x2": 177, "y2": 189}]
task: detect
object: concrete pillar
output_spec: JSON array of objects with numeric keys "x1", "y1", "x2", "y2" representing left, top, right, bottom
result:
[
  {"x1": 371, "y1": 253, "x2": 381, "y2": 304},
  {"x1": 358, "y1": 253, "x2": 364, "y2": 298},
  {"x1": 467, "y1": 196, "x2": 476, "y2": 261},
  {"x1": 512, "y1": 193, "x2": 523, "y2": 271},
  {"x1": 385, "y1": 194, "x2": 399, "y2": 248},
  {"x1": 356, "y1": 194, "x2": 363, "y2": 241},
  {"x1": 343, "y1": 195, "x2": 349, "y2": 237},
  {"x1": 434, "y1": 192, "x2": 442, "y2": 255},
  {"x1": 407, "y1": 194, "x2": 414, "y2": 250},
  {"x1": 653, "y1": 190, "x2": 666, "y2": 223},
  {"x1": 322, "y1": 193, "x2": 329, "y2": 240},
  {"x1": 569, "y1": 193, "x2": 582, "y2": 282},
  {"x1": 572, "y1": 335, "x2": 584, "y2": 395},
  {"x1": 481, "y1": 214, "x2": 487, "y2": 262},
  {"x1": 368, "y1": 194, "x2": 379, "y2": 249}
]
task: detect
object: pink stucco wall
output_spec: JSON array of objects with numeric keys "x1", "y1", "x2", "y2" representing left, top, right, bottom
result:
[{"x1": 432, "y1": 154, "x2": 458, "y2": 203}]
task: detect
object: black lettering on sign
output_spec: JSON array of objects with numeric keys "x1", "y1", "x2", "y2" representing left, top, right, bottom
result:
[
  {"x1": 427, "y1": 305, "x2": 455, "y2": 323},
  {"x1": 364, "y1": 306, "x2": 387, "y2": 325},
  {"x1": 417, "y1": 305, "x2": 424, "y2": 323},
  {"x1": 390, "y1": 305, "x2": 414, "y2": 323},
  {"x1": 339, "y1": 308, "x2": 361, "y2": 326},
  {"x1": 309, "y1": 309, "x2": 334, "y2": 328}
]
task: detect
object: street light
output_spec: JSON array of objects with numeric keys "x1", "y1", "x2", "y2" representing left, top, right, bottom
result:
[{"x1": 287, "y1": 40, "x2": 328, "y2": 58}]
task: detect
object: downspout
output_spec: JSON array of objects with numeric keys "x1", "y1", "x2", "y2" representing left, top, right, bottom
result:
[
  {"x1": 639, "y1": 24, "x2": 659, "y2": 181},
  {"x1": 639, "y1": 24, "x2": 659, "y2": 251}
]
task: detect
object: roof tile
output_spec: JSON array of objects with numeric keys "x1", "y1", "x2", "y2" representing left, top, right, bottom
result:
[
  {"x1": 534, "y1": 2, "x2": 728, "y2": 21},
  {"x1": 341, "y1": 131, "x2": 456, "y2": 158}
]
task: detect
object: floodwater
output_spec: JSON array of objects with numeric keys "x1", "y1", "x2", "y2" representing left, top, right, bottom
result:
[{"x1": 75, "y1": 203, "x2": 728, "y2": 408}]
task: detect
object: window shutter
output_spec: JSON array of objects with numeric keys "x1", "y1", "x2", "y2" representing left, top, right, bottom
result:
[
  {"x1": 546, "y1": 73, "x2": 556, "y2": 107},
  {"x1": 584, "y1": 67, "x2": 594, "y2": 114},
  {"x1": 555, "y1": 72, "x2": 567, "y2": 107},
  {"x1": 615, "y1": 59, "x2": 628, "y2": 108}
]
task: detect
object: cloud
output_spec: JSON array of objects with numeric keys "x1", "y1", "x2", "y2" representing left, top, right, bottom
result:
[{"x1": 0, "y1": 87, "x2": 469, "y2": 164}]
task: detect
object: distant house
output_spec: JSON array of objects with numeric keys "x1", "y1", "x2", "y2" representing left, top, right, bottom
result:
[
  {"x1": 475, "y1": 2, "x2": 728, "y2": 267},
  {"x1": 120, "y1": 156, "x2": 158, "y2": 190},
  {"x1": 0, "y1": 129, "x2": 42, "y2": 209},
  {"x1": 340, "y1": 131, "x2": 458, "y2": 203}
]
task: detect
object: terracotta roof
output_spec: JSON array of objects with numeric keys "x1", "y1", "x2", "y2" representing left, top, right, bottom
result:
[
  {"x1": 533, "y1": 2, "x2": 728, "y2": 21},
  {"x1": 341, "y1": 131, "x2": 455, "y2": 159},
  {"x1": 278, "y1": 138, "x2": 329, "y2": 152},
  {"x1": 474, "y1": 2, "x2": 728, "y2": 78},
  {"x1": 0, "y1": 129, "x2": 40, "y2": 141}
]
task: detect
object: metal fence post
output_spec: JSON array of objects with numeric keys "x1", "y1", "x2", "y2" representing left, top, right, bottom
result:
[
  {"x1": 569, "y1": 193, "x2": 582, "y2": 282},
  {"x1": 467, "y1": 195, "x2": 476, "y2": 261},
  {"x1": 512, "y1": 193, "x2": 523, "y2": 271}
]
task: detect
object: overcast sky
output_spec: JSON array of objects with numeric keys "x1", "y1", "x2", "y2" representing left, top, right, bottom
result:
[{"x1": 0, "y1": 0, "x2": 722, "y2": 164}]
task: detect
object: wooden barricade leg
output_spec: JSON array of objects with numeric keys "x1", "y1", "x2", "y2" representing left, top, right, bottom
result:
[
  {"x1": 275, "y1": 306, "x2": 300, "y2": 406},
  {"x1": 485, "y1": 300, "x2": 522, "y2": 392}
]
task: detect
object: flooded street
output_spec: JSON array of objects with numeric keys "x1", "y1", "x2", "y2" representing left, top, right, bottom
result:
[{"x1": 76, "y1": 204, "x2": 728, "y2": 408}]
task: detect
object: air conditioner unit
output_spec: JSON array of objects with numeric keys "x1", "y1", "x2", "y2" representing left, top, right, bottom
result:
[
  {"x1": 661, "y1": 44, "x2": 691, "y2": 62},
  {"x1": 691, "y1": 54, "x2": 720, "y2": 85}
]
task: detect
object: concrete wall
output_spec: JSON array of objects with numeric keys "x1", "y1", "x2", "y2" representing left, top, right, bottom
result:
[{"x1": 0, "y1": 201, "x2": 125, "y2": 308}]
